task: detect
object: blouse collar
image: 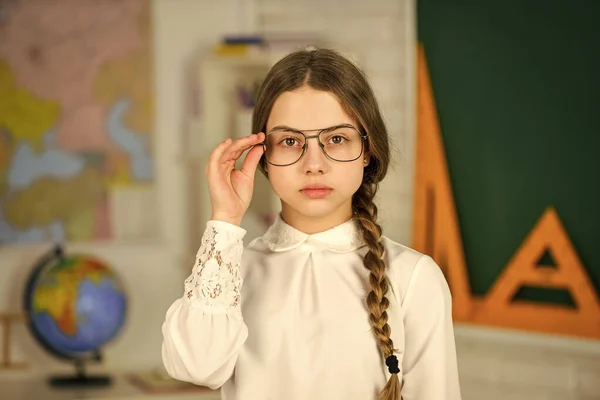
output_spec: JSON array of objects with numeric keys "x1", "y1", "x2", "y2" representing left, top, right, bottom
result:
[{"x1": 261, "y1": 214, "x2": 365, "y2": 253}]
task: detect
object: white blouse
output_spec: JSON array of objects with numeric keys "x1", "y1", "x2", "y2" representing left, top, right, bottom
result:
[{"x1": 161, "y1": 215, "x2": 462, "y2": 400}]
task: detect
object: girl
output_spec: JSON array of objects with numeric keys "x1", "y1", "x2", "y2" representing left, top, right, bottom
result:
[{"x1": 161, "y1": 48, "x2": 461, "y2": 400}]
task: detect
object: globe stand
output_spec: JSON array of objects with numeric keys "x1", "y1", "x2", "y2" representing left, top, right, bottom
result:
[{"x1": 49, "y1": 355, "x2": 112, "y2": 388}]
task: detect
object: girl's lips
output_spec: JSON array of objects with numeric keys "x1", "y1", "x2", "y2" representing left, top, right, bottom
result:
[{"x1": 300, "y1": 188, "x2": 333, "y2": 199}]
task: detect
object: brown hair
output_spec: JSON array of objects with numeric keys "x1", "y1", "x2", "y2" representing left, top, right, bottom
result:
[{"x1": 251, "y1": 47, "x2": 399, "y2": 399}]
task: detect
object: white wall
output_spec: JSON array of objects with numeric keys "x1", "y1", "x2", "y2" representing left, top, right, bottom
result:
[{"x1": 454, "y1": 324, "x2": 600, "y2": 400}]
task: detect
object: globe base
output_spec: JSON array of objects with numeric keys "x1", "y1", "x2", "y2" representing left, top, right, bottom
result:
[{"x1": 49, "y1": 374, "x2": 112, "y2": 388}]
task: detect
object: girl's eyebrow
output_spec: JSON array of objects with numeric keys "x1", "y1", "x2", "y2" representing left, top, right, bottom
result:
[
  {"x1": 267, "y1": 125, "x2": 301, "y2": 133},
  {"x1": 267, "y1": 123, "x2": 357, "y2": 133}
]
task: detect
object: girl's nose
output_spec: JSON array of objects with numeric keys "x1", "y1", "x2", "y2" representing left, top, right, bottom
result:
[{"x1": 301, "y1": 137, "x2": 328, "y2": 174}]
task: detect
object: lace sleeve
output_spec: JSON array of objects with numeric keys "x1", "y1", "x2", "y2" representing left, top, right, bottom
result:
[{"x1": 183, "y1": 220, "x2": 246, "y2": 313}]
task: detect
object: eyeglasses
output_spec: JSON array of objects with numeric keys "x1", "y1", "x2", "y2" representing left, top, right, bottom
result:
[{"x1": 262, "y1": 125, "x2": 367, "y2": 166}]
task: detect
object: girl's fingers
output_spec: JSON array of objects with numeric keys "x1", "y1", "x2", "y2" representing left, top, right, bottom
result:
[
  {"x1": 206, "y1": 138, "x2": 232, "y2": 176},
  {"x1": 240, "y1": 144, "x2": 265, "y2": 177},
  {"x1": 220, "y1": 134, "x2": 263, "y2": 164}
]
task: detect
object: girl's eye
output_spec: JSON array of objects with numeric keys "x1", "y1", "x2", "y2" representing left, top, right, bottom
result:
[
  {"x1": 280, "y1": 137, "x2": 300, "y2": 147},
  {"x1": 329, "y1": 135, "x2": 345, "y2": 145}
]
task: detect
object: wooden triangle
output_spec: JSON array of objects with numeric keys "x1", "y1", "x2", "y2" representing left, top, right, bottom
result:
[
  {"x1": 473, "y1": 207, "x2": 600, "y2": 339},
  {"x1": 413, "y1": 44, "x2": 472, "y2": 320}
]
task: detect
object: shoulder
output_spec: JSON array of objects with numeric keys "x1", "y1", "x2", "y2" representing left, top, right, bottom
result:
[{"x1": 380, "y1": 236, "x2": 450, "y2": 307}]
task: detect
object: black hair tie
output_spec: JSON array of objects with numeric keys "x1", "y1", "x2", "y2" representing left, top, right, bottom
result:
[{"x1": 385, "y1": 354, "x2": 400, "y2": 374}]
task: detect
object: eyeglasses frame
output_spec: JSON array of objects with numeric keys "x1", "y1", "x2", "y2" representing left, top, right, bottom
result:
[{"x1": 259, "y1": 124, "x2": 368, "y2": 167}]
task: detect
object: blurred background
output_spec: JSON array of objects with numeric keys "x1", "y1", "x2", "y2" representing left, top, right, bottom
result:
[{"x1": 0, "y1": 0, "x2": 598, "y2": 399}]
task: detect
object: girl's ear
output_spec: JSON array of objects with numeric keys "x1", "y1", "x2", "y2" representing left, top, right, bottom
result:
[{"x1": 363, "y1": 153, "x2": 371, "y2": 167}]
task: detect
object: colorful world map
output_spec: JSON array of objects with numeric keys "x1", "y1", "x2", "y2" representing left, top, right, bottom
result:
[{"x1": 0, "y1": 0, "x2": 154, "y2": 243}]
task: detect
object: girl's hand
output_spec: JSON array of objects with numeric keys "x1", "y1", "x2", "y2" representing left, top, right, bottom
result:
[{"x1": 206, "y1": 133, "x2": 265, "y2": 226}]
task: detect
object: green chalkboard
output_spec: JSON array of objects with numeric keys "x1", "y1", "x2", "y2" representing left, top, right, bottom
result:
[{"x1": 417, "y1": 0, "x2": 600, "y2": 301}]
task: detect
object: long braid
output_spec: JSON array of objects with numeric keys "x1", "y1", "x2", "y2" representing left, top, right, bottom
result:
[{"x1": 353, "y1": 183, "x2": 402, "y2": 400}]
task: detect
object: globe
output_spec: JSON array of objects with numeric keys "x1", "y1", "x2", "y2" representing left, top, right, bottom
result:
[{"x1": 23, "y1": 245, "x2": 128, "y2": 387}]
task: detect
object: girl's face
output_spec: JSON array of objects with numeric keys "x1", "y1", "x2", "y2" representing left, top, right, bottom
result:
[{"x1": 265, "y1": 86, "x2": 367, "y2": 234}]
